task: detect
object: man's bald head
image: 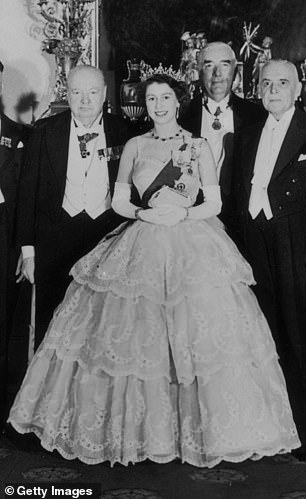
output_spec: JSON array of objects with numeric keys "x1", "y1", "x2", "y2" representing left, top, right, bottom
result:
[{"x1": 67, "y1": 65, "x2": 105, "y2": 89}]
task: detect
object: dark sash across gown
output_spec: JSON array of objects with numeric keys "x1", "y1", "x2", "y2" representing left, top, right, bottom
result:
[{"x1": 8, "y1": 136, "x2": 300, "y2": 466}]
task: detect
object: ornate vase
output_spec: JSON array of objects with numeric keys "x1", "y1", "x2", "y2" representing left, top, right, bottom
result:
[{"x1": 120, "y1": 59, "x2": 145, "y2": 120}]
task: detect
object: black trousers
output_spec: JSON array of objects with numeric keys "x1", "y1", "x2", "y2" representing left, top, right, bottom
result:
[
  {"x1": 34, "y1": 208, "x2": 124, "y2": 349},
  {"x1": 0, "y1": 205, "x2": 11, "y2": 426},
  {"x1": 0, "y1": 205, "x2": 31, "y2": 426},
  {"x1": 244, "y1": 211, "x2": 306, "y2": 446}
]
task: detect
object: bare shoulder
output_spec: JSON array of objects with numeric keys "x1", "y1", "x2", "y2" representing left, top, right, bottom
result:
[
  {"x1": 124, "y1": 130, "x2": 155, "y2": 152},
  {"x1": 123, "y1": 135, "x2": 140, "y2": 153}
]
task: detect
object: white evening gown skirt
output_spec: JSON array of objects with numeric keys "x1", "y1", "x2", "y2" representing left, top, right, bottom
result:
[{"x1": 8, "y1": 218, "x2": 301, "y2": 466}]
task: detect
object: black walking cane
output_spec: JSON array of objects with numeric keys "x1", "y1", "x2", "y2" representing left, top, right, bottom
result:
[{"x1": 28, "y1": 284, "x2": 35, "y2": 364}]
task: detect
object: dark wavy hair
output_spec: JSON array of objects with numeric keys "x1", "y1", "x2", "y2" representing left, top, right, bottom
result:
[{"x1": 138, "y1": 74, "x2": 190, "y2": 113}]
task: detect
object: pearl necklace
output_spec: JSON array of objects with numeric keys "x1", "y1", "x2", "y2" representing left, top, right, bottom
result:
[{"x1": 151, "y1": 128, "x2": 183, "y2": 142}]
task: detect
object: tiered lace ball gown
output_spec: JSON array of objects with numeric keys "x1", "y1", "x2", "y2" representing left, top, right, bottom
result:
[{"x1": 9, "y1": 136, "x2": 300, "y2": 466}]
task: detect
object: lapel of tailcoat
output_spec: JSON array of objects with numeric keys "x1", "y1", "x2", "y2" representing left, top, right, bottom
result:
[
  {"x1": 232, "y1": 94, "x2": 245, "y2": 132},
  {"x1": 241, "y1": 123, "x2": 264, "y2": 198},
  {"x1": 103, "y1": 113, "x2": 126, "y2": 194},
  {"x1": 45, "y1": 110, "x2": 71, "y2": 202},
  {"x1": 0, "y1": 114, "x2": 22, "y2": 170},
  {"x1": 270, "y1": 108, "x2": 306, "y2": 182}
]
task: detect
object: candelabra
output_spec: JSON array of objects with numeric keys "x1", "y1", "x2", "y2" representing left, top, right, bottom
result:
[{"x1": 37, "y1": 0, "x2": 97, "y2": 102}]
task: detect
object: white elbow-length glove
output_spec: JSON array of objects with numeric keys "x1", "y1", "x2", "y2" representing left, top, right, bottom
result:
[
  {"x1": 112, "y1": 182, "x2": 139, "y2": 219},
  {"x1": 187, "y1": 185, "x2": 222, "y2": 219}
]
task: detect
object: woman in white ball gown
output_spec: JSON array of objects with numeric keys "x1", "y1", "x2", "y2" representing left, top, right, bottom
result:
[{"x1": 8, "y1": 74, "x2": 300, "y2": 467}]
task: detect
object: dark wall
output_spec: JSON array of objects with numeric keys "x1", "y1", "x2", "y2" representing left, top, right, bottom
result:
[{"x1": 101, "y1": 0, "x2": 306, "y2": 105}]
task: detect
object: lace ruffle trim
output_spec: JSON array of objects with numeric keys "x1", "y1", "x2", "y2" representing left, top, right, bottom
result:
[{"x1": 8, "y1": 421, "x2": 301, "y2": 468}]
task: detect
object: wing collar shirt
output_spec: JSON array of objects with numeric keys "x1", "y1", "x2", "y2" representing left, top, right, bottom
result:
[
  {"x1": 201, "y1": 94, "x2": 234, "y2": 179},
  {"x1": 248, "y1": 106, "x2": 295, "y2": 220},
  {"x1": 62, "y1": 112, "x2": 111, "y2": 219}
]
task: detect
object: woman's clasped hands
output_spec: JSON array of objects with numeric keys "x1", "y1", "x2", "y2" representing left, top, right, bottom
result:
[{"x1": 139, "y1": 204, "x2": 187, "y2": 226}]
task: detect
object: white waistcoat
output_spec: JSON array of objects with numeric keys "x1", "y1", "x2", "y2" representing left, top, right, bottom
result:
[{"x1": 62, "y1": 118, "x2": 111, "y2": 219}]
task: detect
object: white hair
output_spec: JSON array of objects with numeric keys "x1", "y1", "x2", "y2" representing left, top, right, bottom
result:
[
  {"x1": 260, "y1": 59, "x2": 300, "y2": 85},
  {"x1": 198, "y1": 41, "x2": 237, "y2": 69}
]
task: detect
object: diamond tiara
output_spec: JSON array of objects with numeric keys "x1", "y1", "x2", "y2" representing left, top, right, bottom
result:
[{"x1": 140, "y1": 61, "x2": 184, "y2": 82}]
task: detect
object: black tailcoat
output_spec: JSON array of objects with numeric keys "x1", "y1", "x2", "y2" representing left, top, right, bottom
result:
[
  {"x1": 0, "y1": 114, "x2": 30, "y2": 426},
  {"x1": 16, "y1": 110, "x2": 130, "y2": 347},
  {"x1": 180, "y1": 93, "x2": 267, "y2": 227},
  {"x1": 233, "y1": 108, "x2": 306, "y2": 444},
  {"x1": 0, "y1": 114, "x2": 28, "y2": 241}
]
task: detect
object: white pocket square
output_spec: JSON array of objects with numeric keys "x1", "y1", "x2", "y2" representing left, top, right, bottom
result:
[
  {"x1": 298, "y1": 153, "x2": 306, "y2": 161},
  {"x1": 17, "y1": 141, "x2": 24, "y2": 148}
]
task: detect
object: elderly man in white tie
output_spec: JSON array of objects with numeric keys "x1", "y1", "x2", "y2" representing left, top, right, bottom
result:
[
  {"x1": 180, "y1": 41, "x2": 266, "y2": 227},
  {"x1": 232, "y1": 59, "x2": 306, "y2": 459},
  {"x1": 16, "y1": 65, "x2": 130, "y2": 349}
]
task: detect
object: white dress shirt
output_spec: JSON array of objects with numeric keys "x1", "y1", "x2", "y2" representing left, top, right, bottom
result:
[
  {"x1": 249, "y1": 106, "x2": 295, "y2": 220},
  {"x1": 201, "y1": 95, "x2": 234, "y2": 179},
  {"x1": 22, "y1": 113, "x2": 111, "y2": 259},
  {"x1": 62, "y1": 114, "x2": 111, "y2": 219}
]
